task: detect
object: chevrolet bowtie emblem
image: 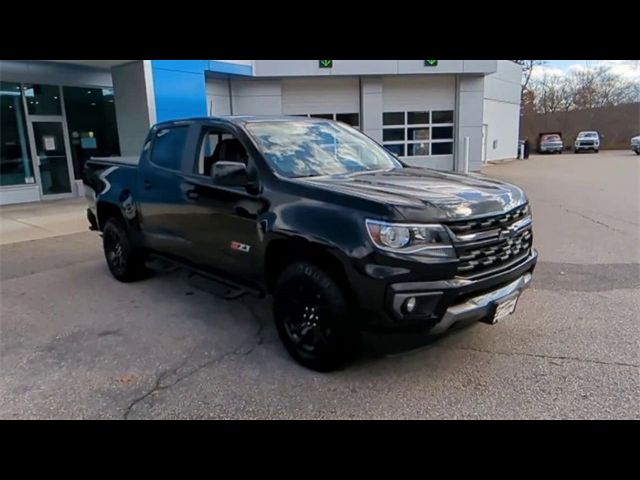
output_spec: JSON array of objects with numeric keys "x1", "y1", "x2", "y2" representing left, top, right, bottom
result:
[{"x1": 499, "y1": 224, "x2": 519, "y2": 240}]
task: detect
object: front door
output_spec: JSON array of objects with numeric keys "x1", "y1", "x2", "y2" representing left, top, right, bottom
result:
[
  {"x1": 28, "y1": 119, "x2": 74, "y2": 198},
  {"x1": 182, "y1": 175, "x2": 267, "y2": 285}
]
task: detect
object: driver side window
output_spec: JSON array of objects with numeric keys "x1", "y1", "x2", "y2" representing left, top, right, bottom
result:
[{"x1": 196, "y1": 127, "x2": 248, "y2": 177}]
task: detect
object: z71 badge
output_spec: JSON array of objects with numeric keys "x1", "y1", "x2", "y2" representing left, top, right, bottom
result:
[{"x1": 230, "y1": 241, "x2": 251, "y2": 253}]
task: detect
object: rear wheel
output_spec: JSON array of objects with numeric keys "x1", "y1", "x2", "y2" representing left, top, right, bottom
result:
[
  {"x1": 273, "y1": 262, "x2": 360, "y2": 371},
  {"x1": 102, "y1": 217, "x2": 148, "y2": 282}
]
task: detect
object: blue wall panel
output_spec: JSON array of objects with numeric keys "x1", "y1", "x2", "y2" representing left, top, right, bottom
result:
[
  {"x1": 151, "y1": 60, "x2": 208, "y2": 122},
  {"x1": 150, "y1": 60, "x2": 253, "y2": 123},
  {"x1": 208, "y1": 61, "x2": 253, "y2": 76}
]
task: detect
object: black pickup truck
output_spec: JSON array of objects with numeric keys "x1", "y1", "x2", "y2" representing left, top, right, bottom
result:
[{"x1": 84, "y1": 116, "x2": 538, "y2": 371}]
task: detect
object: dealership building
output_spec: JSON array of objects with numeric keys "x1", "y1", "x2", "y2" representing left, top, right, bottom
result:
[{"x1": 0, "y1": 60, "x2": 522, "y2": 206}]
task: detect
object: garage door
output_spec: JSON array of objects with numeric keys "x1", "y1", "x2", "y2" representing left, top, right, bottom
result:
[
  {"x1": 382, "y1": 75, "x2": 456, "y2": 171},
  {"x1": 281, "y1": 77, "x2": 360, "y2": 128}
]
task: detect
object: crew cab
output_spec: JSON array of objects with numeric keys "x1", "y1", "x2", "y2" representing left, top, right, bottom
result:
[
  {"x1": 574, "y1": 131, "x2": 600, "y2": 153},
  {"x1": 84, "y1": 116, "x2": 538, "y2": 371}
]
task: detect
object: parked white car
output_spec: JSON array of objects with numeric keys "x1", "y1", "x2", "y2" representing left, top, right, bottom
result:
[
  {"x1": 574, "y1": 131, "x2": 600, "y2": 153},
  {"x1": 631, "y1": 135, "x2": 640, "y2": 155}
]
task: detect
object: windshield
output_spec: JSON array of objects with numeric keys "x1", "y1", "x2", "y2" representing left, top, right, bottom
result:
[
  {"x1": 578, "y1": 132, "x2": 598, "y2": 138},
  {"x1": 245, "y1": 120, "x2": 402, "y2": 178},
  {"x1": 543, "y1": 135, "x2": 561, "y2": 142}
]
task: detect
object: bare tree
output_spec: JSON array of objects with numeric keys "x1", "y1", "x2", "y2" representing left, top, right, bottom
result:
[
  {"x1": 528, "y1": 64, "x2": 640, "y2": 113},
  {"x1": 512, "y1": 61, "x2": 547, "y2": 136},
  {"x1": 531, "y1": 73, "x2": 572, "y2": 113},
  {"x1": 569, "y1": 65, "x2": 639, "y2": 109},
  {"x1": 513, "y1": 60, "x2": 547, "y2": 93}
]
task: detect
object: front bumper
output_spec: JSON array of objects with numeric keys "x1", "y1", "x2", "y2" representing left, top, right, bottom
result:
[
  {"x1": 540, "y1": 145, "x2": 562, "y2": 152},
  {"x1": 352, "y1": 249, "x2": 538, "y2": 332},
  {"x1": 429, "y1": 271, "x2": 532, "y2": 334}
]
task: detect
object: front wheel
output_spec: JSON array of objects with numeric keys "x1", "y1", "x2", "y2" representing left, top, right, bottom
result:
[
  {"x1": 273, "y1": 262, "x2": 360, "y2": 371},
  {"x1": 102, "y1": 217, "x2": 148, "y2": 282}
]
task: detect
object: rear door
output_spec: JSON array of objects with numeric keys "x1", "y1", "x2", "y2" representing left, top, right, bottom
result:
[{"x1": 136, "y1": 123, "x2": 195, "y2": 259}]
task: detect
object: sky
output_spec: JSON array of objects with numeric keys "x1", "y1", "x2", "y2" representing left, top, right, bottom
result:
[{"x1": 535, "y1": 60, "x2": 640, "y2": 81}]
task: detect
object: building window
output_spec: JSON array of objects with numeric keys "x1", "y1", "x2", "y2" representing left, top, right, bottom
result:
[
  {"x1": 0, "y1": 82, "x2": 35, "y2": 186},
  {"x1": 296, "y1": 113, "x2": 360, "y2": 129},
  {"x1": 23, "y1": 84, "x2": 62, "y2": 116},
  {"x1": 382, "y1": 110, "x2": 454, "y2": 157},
  {"x1": 63, "y1": 86, "x2": 121, "y2": 180}
]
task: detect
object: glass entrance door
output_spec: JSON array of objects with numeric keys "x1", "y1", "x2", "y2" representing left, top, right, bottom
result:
[{"x1": 30, "y1": 120, "x2": 73, "y2": 197}]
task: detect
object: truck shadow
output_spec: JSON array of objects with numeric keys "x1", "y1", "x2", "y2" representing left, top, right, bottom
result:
[{"x1": 143, "y1": 265, "x2": 482, "y2": 371}]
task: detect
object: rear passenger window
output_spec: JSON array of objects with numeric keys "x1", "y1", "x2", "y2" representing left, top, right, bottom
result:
[{"x1": 151, "y1": 126, "x2": 189, "y2": 170}]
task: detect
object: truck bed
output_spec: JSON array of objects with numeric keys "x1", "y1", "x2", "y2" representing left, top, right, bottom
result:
[{"x1": 88, "y1": 156, "x2": 139, "y2": 167}]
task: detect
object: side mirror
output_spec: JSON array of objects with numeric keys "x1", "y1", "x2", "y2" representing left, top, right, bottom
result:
[{"x1": 212, "y1": 161, "x2": 249, "y2": 187}]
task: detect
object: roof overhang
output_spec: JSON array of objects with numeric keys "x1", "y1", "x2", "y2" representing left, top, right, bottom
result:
[{"x1": 43, "y1": 60, "x2": 137, "y2": 70}]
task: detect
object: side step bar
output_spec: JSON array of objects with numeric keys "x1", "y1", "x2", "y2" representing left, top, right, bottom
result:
[{"x1": 144, "y1": 254, "x2": 264, "y2": 300}]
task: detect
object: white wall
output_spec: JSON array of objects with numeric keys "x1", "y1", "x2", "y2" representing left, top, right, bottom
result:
[
  {"x1": 0, "y1": 185, "x2": 40, "y2": 205},
  {"x1": 281, "y1": 77, "x2": 359, "y2": 114},
  {"x1": 483, "y1": 60, "x2": 522, "y2": 161},
  {"x1": 111, "y1": 61, "x2": 156, "y2": 156},
  {"x1": 483, "y1": 100, "x2": 520, "y2": 161},
  {"x1": 361, "y1": 77, "x2": 383, "y2": 143},
  {"x1": 457, "y1": 76, "x2": 485, "y2": 172},
  {"x1": 253, "y1": 60, "x2": 498, "y2": 77},
  {"x1": 382, "y1": 75, "x2": 455, "y2": 111},
  {"x1": 230, "y1": 79, "x2": 282, "y2": 115},
  {"x1": 206, "y1": 78, "x2": 231, "y2": 115}
]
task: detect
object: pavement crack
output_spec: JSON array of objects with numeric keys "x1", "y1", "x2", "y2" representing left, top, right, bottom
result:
[
  {"x1": 122, "y1": 299, "x2": 270, "y2": 419},
  {"x1": 442, "y1": 345, "x2": 640, "y2": 368},
  {"x1": 562, "y1": 207, "x2": 627, "y2": 235},
  {"x1": 234, "y1": 298, "x2": 268, "y2": 356}
]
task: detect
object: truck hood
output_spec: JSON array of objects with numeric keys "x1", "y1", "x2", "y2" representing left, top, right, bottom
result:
[{"x1": 300, "y1": 167, "x2": 527, "y2": 221}]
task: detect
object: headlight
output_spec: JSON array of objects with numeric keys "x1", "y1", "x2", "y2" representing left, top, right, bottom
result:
[{"x1": 365, "y1": 219, "x2": 455, "y2": 258}]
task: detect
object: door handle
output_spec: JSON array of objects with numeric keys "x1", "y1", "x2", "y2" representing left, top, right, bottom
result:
[
  {"x1": 144, "y1": 180, "x2": 153, "y2": 189},
  {"x1": 187, "y1": 190, "x2": 199, "y2": 200}
]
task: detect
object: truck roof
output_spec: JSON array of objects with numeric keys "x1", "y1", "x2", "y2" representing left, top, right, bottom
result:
[{"x1": 152, "y1": 115, "x2": 333, "y2": 130}]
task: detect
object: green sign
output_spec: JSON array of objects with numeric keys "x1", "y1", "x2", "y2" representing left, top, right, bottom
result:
[
  {"x1": 424, "y1": 60, "x2": 438, "y2": 66},
  {"x1": 319, "y1": 60, "x2": 333, "y2": 68}
]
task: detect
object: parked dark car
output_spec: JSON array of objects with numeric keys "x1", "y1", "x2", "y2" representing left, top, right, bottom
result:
[
  {"x1": 84, "y1": 116, "x2": 538, "y2": 371},
  {"x1": 631, "y1": 135, "x2": 640, "y2": 155}
]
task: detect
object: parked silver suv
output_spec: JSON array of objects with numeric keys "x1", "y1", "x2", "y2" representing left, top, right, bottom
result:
[{"x1": 574, "y1": 131, "x2": 600, "y2": 153}]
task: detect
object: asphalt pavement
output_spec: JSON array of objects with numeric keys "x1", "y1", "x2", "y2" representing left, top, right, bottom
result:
[{"x1": 1, "y1": 150, "x2": 638, "y2": 419}]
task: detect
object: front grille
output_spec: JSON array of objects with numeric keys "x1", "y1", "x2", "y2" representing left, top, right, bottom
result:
[
  {"x1": 579, "y1": 141, "x2": 594, "y2": 146},
  {"x1": 446, "y1": 204, "x2": 533, "y2": 278},
  {"x1": 447, "y1": 204, "x2": 529, "y2": 235}
]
